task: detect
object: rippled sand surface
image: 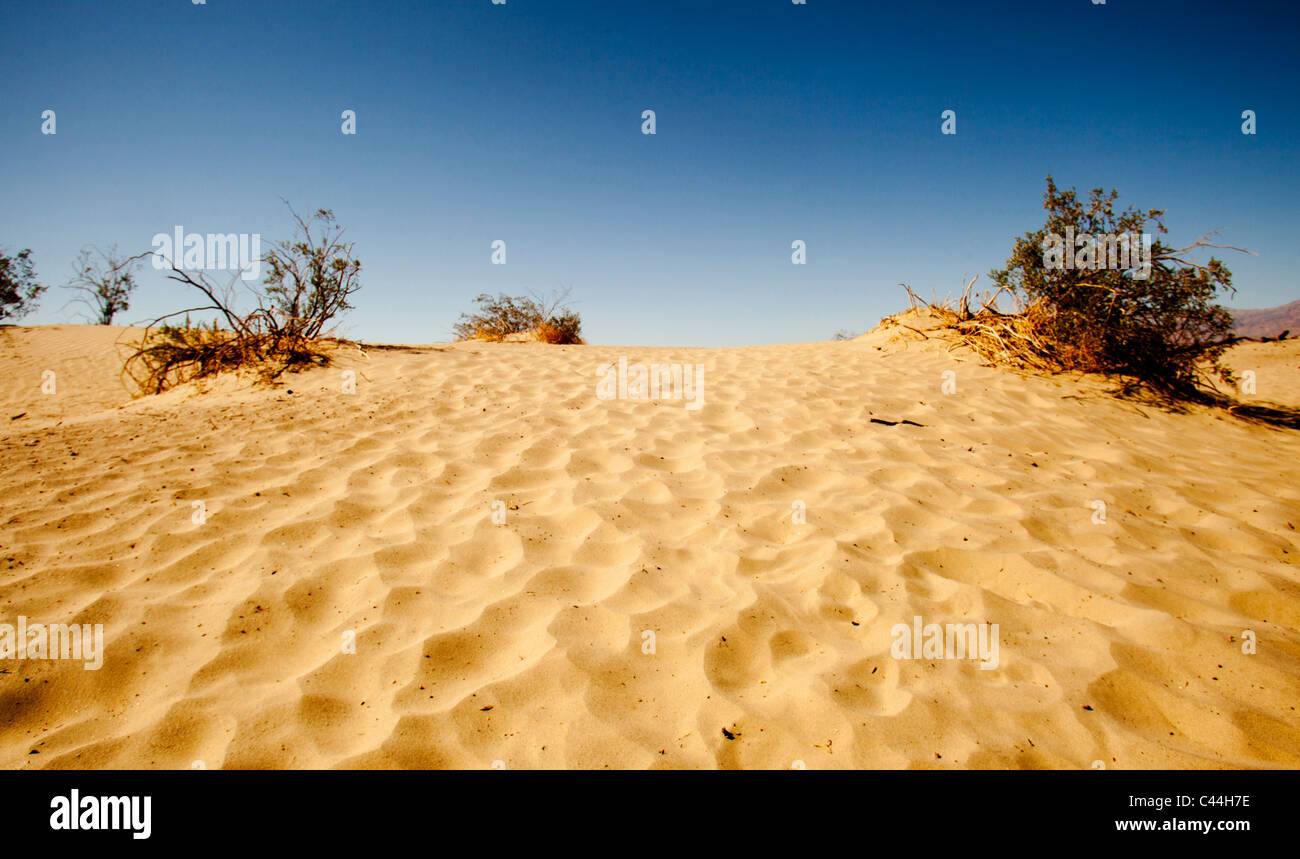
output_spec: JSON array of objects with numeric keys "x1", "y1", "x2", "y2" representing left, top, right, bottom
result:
[{"x1": 1, "y1": 321, "x2": 1297, "y2": 769}]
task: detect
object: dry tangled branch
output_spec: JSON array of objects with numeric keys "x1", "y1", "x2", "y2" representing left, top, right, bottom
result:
[
  {"x1": 123, "y1": 203, "x2": 358, "y2": 394},
  {"x1": 122, "y1": 264, "x2": 332, "y2": 394}
]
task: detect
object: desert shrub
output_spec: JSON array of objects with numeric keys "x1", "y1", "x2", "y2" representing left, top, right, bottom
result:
[
  {"x1": 64, "y1": 244, "x2": 145, "y2": 324},
  {"x1": 454, "y1": 293, "x2": 544, "y2": 340},
  {"x1": 986, "y1": 176, "x2": 1243, "y2": 394},
  {"x1": 537, "y1": 309, "x2": 583, "y2": 344},
  {"x1": 125, "y1": 204, "x2": 359, "y2": 393},
  {"x1": 454, "y1": 290, "x2": 583, "y2": 344},
  {"x1": 0, "y1": 248, "x2": 46, "y2": 322},
  {"x1": 262, "y1": 206, "x2": 362, "y2": 340}
]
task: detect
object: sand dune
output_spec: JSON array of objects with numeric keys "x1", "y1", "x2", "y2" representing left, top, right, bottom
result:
[{"x1": 1, "y1": 321, "x2": 1297, "y2": 769}]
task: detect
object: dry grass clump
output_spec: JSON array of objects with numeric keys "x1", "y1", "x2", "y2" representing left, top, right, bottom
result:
[
  {"x1": 123, "y1": 316, "x2": 331, "y2": 394},
  {"x1": 893, "y1": 278, "x2": 1066, "y2": 375}
]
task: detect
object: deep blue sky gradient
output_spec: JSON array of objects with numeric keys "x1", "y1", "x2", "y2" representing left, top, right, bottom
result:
[{"x1": 2, "y1": 0, "x2": 1297, "y2": 345}]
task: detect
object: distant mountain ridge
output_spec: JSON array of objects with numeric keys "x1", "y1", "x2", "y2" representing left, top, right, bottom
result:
[{"x1": 1229, "y1": 299, "x2": 1300, "y2": 339}]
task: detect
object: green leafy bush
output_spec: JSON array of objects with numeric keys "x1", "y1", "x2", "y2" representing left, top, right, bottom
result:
[
  {"x1": 988, "y1": 176, "x2": 1242, "y2": 394},
  {"x1": 0, "y1": 248, "x2": 46, "y2": 322}
]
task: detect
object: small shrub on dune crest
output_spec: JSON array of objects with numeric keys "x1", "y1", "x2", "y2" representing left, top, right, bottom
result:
[
  {"x1": 454, "y1": 290, "x2": 583, "y2": 344},
  {"x1": 0, "y1": 248, "x2": 46, "y2": 322},
  {"x1": 63, "y1": 244, "x2": 147, "y2": 325},
  {"x1": 125, "y1": 203, "x2": 361, "y2": 393},
  {"x1": 536, "y1": 309, "x2": 583, "y2": 344}
]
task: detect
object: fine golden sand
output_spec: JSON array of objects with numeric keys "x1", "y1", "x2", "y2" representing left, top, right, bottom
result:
[{"x1": 1, "y1": 321, "x2": 1298, "y2": 769}]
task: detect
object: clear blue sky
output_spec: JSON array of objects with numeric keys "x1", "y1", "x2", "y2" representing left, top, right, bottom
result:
[{"x1": 3, "y1": 0, "x2": 1296, "y2": 346}]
